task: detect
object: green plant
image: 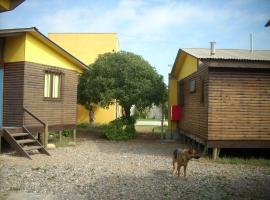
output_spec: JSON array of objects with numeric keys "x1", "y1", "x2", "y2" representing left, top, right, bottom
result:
[
  {"x1": 102, "y1": 117, "x2": 136, "y2": 141},
  {"x1": 62, "y1": 130, "x2": 72, "y2": 137}
]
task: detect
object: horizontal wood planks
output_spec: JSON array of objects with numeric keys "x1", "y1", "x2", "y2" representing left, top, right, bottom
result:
[
  {"x1": 178, "y1": 63, "x2": 208, "y2": 140},
  {"x1": 3, "y1": 61, "x2": 78, "y2": 131},
  {"x1": 3, "y1": 62, "x2": 24, "y2": 126},
  {"x1": 208, "y1": 68, "x2": 270, "y2": 141}
]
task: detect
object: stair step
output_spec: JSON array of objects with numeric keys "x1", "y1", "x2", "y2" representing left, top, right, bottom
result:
[
  {"x1": 7, "y1": 127, "x2": 23, "y2": 134},
  {"x1": 11, "y1": 132, "x2": 29, "y2": 137},
  {"x1": 23, "y1": 146, "x2": 42, "y2": 151},
  {"x1": 17, "y1": 139, "x2": 36, "y2": 144}
]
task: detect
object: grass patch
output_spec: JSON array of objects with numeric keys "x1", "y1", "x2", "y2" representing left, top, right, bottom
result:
[
  {"x1": 135, "y1": 125, "x2": 167, "y2": 134},
  {"x1": 77, "y1": 123, "x2": 105, "y2": 132},
  {"x1": 213, "y1": 157, "x2": 270, "y2": 167},
  {"x1": 137, "y1": 118, "x2": 163, "y2": 121}
]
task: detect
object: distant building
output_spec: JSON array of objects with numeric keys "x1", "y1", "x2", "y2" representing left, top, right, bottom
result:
[{"x1": 49, "y1": 33, "x2": 121, "y2": 124}]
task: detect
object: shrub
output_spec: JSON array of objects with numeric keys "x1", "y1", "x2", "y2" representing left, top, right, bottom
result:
[
  {"x1": 102, "y1": 117, "x2": 136, "y2": 141},
  {"x1": 62, "y1": 130, "x2": 72, "y2": 137}
]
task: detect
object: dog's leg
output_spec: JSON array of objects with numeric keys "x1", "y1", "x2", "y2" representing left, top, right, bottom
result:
[
  {"x1": 172, "y1": 160, "x2": 176, "y2": 174},
  {"x1": 184, "y1": 165, "x2": 187, "y2": 178},
  {"x1": 177, "y1": 164, "x2": 181, "y2": 178}
]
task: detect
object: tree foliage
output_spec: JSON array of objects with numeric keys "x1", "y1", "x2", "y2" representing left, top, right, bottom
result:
[{"x1": 78, "y1": 51, "x2": 167, "y2": 118}]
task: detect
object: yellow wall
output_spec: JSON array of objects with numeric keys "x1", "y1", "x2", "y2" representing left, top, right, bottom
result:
[
  {"x1": 48, "y1": 33, "x2": 119, "y2": 65},
  {"x1": 168, "y1": 52, "x2": 198, "y2": 131},
  {"x1": 49, "y1": 33, "x2": 120, "y2": 124},
  {"x1": 0, "y1": 0, "x2": 10, "y2": 10},
  {"x1": 25, "y1": 33, "x2": 83, "y2": 73},
  {"x1": 4, "y1": 34, "x2": 26, "y2": 62},
  {"x1": 77, "y1": 104, "x2": 121, "y2": 124}
]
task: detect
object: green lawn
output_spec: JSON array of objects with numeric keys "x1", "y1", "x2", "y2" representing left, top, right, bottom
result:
[
  {"x1": 135, "y1": 125, "x2": 167, "y2": 133},
  {"x1": 210, "y1": 157, "x2": 270, "y2": 167},
  {"x1": 137, "y1": 118, "x2": 165, "y2": 121}
]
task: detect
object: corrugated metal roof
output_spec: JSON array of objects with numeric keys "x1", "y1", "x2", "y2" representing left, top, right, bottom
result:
[{"x1": 182, "y1": 48, "x2": 270, "y2": 61}]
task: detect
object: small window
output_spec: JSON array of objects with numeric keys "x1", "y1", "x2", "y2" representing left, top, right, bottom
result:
[
  {"x1": 189, "y1": 79, "x2": 196, "y2": 93},
  {"x1": 179, "y1": 81, "x2": 184, "y2": 107},
  {"x1": 44, "y1": 72, "x2": 62, "y2": 99}
]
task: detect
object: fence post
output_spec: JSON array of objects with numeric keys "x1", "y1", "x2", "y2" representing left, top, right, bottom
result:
[
  {"x1": 73, "y1": 129, "x2": 76, "y2": 144},
  {"x1": 0, "y1": 134, "x2": 2, "y2": 153},
  {"x1": 44, "y1": 124, "x2": 48, "y2": 148},
  {"x1": 59, "y1": 131, "x2": 62, "y2": 143}
]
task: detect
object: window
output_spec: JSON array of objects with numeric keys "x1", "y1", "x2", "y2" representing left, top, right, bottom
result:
[
  {"x1": 44, "y1": 72, "x2": 62, "y2": 99},
  {"x1": 179, "y1": 81, "x2": 184, "y2": 107},
  {"x1": 189, "y1": 79, "x2": 196, "y2": 93}
]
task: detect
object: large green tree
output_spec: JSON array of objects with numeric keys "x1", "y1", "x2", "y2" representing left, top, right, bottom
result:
[{"x1": 78, "y1": 51, "x2": 167, "y2": 119}]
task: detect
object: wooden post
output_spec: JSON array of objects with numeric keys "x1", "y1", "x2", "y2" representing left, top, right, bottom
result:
[
  {"x1": 73, "y1": 129, "x2": 76, "y2": 144},
  {"x1": 44, "y1": 124, "x2": 48, "y2": 148},
  {"x1": 59, "y1": 131, "x2": 62, "y2": 143},
  {"x1": 0, "y1": 135, "x2": 2, "y2": 153},
  {"x1": 212, "y1": 147, "x2": 220, "y2": 160},
  {"x1": 196, "y1": 142, "x2": 200, "y2": 151},
  {"x1": 202, "y1": 145, "x2": 208, "y2": 156}
]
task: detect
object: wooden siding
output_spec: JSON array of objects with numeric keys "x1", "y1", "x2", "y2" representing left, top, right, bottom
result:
[
  {"x1": 3, "y1": 62, "x2": 24, "y2": 126},
  {"x1": 178, "y1": 63, "x2": 208, "y2": 140},
  {"x1": 3, "y1": 61, "x2": 78, "y2": 130},
  {"x1": 23, "y1": 62, "x2": 78, "y2": 128},
  {"x1": 208, "y1": 68, "x2": 270, "y2": 141}
]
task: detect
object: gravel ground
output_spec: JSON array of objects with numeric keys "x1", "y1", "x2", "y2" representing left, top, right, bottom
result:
[{"x1": 1, "y1": 137, "x2": 270, "y2": 200}]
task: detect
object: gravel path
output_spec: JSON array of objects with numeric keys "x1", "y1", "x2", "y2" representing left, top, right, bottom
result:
[{"x1": 0, "y1": 137, "x2": 270, "y2": 200}]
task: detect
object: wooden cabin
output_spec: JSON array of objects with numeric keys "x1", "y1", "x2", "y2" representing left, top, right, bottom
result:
[
  {"x1": 0, "y1": 27, "x2": 87, "y2": 158},
  {"x1": 168, "y1": 47, "x2": 270, "y2": 158}
]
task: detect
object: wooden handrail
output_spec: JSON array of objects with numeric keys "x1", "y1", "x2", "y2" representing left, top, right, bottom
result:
[
  {"x1": 22, "y1": 107, "x2": 46, "y2": 126},
  {"x1": 22, "y1": 107, "x2": 48, "y2": 147}
]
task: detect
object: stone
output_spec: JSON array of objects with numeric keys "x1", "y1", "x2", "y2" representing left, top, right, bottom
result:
[{"x1": 46, "y1": 143, "x2": 56, "y2": 149}]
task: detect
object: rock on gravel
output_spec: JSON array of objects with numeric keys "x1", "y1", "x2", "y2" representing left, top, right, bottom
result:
[{"x1": 0, "y1": 138, "x2": 270, "y2": 200}]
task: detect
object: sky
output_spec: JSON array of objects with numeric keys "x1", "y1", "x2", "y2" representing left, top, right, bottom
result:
[{"x1": 1, "y1": 0, "x2": 270, "y2": 84}]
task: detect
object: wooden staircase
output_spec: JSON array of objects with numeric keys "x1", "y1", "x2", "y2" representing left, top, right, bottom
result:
[{"x1": 3, "y1": 126, "x2": 50, "y2": 159}]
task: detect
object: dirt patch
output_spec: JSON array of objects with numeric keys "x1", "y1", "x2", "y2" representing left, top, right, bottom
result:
[{"x1": 1, "y1": 137, "x2": 270, "y2": 199}]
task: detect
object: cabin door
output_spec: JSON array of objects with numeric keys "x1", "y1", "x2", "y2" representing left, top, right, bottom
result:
[{"x1": 0, "y1": 66, "x2": 2, "y2": 128}]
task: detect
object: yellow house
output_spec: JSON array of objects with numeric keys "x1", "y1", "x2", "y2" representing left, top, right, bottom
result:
[
  {"x1": 48, "y1": 33, "x2": 121, "y2": 124},
  {"x1": 0, "y1": 27, "x2": 87, "y2": 158},
  {"x1": 0, "y1": 0, "x2": 24, "y2": 12}
]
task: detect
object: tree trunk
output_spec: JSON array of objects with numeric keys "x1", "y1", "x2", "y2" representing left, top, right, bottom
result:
[{"x1": 124, "y1": 107, "x2": 131, "y2": 118}]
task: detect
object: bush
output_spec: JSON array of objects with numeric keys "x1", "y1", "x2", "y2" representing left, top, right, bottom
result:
[{"x1": 102, "y1": 117, "x2": 136, "y2": 141}]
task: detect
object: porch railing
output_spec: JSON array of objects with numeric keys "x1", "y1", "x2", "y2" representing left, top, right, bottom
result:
[{"x1": 22, "y1": 107, "x2": 48, "y2": 147}]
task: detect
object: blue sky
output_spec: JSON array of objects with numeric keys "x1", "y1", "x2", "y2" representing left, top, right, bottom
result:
[{"x1": 1, "y1": 0, "x2": 270, "y2": 84}]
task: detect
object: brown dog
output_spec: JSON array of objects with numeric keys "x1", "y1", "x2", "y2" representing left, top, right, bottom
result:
[{"x1": 172, "y1": 148, "x2": 200, "y2": 178}]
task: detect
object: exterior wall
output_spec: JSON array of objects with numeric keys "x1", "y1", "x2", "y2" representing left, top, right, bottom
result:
[
  {"x1": 48, "y1": 33, "x2": 120, "y2": 65},
  {"x1": 23, "y1": 61, "x2": 78, "y2": 128},
  {"x1": 0, "y1": 0, "x2": 24, "y2": 12},
  {"x1": 168, "y1": 53, "x2": 198, "y2": 131},
  {"x1": 3, "y1": 61, "x2": 78, "y2": 130},
  {"x1": 168, "y1": 77, "x2": 178, "y2": 130},
  {"x1": 77, "y1": 104, "x2": 120, "y2": 124},
  {"x1": 3, "y1": 62, "x2": 24, "y2": 127},
  {"x1": 178, "y1": 63, "x2": 208, "y2": 141},
  {"x1": 49, "y1": 33, "x2": 121, "y2": 124},
  {"x1": 25, "y1": 33, "x2": 83, "y2": 73},
  {"x1": 208, "y1": 67, "x2": 270, "y2": 141},
  {"x1": 0, "y1": 0, "x2": 10, "y2": 10},
  {"x1": 4, "y1": 34, "x2": 26, "y2": 62}
]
